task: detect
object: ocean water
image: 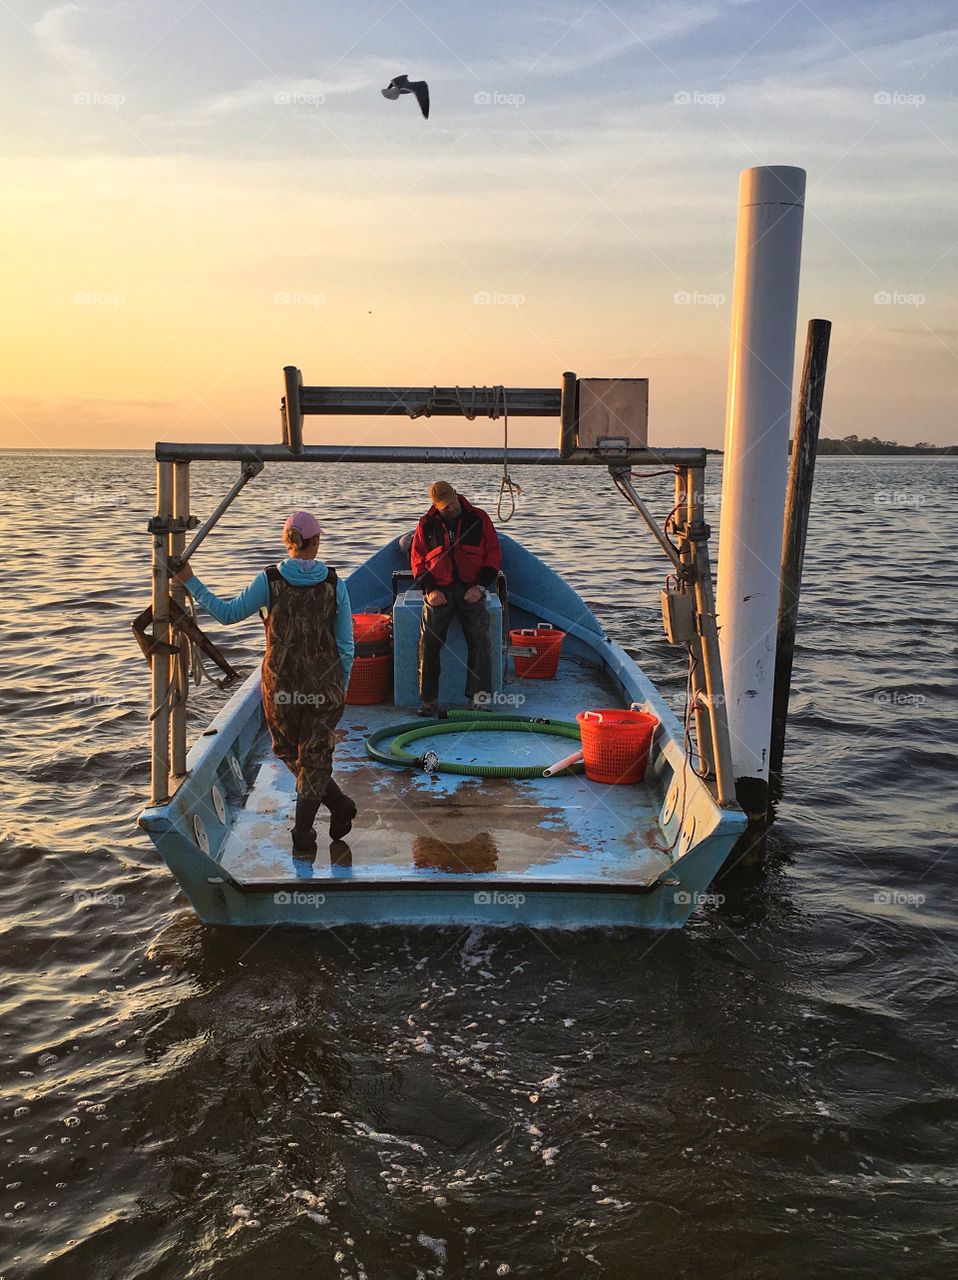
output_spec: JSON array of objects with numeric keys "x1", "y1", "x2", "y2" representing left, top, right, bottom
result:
[{"x1": 1, "y1": 450, "x2": 956, "y2": 1279}]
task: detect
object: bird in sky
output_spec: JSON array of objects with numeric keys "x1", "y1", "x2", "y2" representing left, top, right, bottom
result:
[{"x1": 381, "y1": 74, "x2": 429, "y2": 120}]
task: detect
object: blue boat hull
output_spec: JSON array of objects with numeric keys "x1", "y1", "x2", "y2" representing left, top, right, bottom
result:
[{"x1": 139, "y1": 534, "x2": 747, "y2": 928}]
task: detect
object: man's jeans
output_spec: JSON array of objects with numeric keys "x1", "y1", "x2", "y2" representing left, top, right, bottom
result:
[{"x1": 419, "y1": 585, "x2": 491, "y2": 703}]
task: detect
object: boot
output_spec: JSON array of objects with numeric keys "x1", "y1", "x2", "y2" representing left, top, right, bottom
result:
[
  {"x1": 291, "y1": 794, "x2": 322, "y2": 855},
  {"x1": 323, "y1": 777, "x2": 358, "y2": 841},
  {"x1": 290, "y1": 826, "x2": 318, "y2": 859}
]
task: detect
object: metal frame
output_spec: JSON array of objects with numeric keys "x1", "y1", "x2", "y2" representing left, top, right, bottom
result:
[
  {"x1": 150, "y1": 462, "x2": 173, "y2": 804},
  {"x1": 610, "y1": 468, "x2": 735, "y2": 805},
  {"x1": 289, "y1": 378, "x2": 562, "y2": 421},
  {"x1": 155, "y1": 442, "x2": 706, "y2": 466},
  {"x1": 146, "y1": 370, "x2": 735, "y2": 808}
]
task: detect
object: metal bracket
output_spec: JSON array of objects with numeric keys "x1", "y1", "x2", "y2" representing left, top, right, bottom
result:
[
  {"x1": 132, "y1": 598, "x2": 242, "y2": 684},
  {"x1": 131, "y1": 604, "x2": 180, "y2": 660},
  {"x1": 609, "y1": 466, "x2": 684, "y2": 572},
  {"x1": 178, "y1": 458, "x2": 264, "y2": 565},
  {"x1": 147, "y1": 514, "x2": 199, "y2": 535}
]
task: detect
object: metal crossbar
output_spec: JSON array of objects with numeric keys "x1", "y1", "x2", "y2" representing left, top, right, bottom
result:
[
  {"x1": 298, "y1": 385, "x2": 561, "y2": 417},
  {"x1": 153, "y1": 443, "x2": 707, "y2": 466}
]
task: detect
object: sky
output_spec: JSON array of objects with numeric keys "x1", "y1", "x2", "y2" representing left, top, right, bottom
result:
[{"x1": 0, "y1": 0, "x2": 955, "y2": 451}]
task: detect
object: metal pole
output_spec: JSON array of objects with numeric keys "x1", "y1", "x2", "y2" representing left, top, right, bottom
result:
[
  {"x1": 559, "y1": 370, "x2": 577, "y2": 457},
  {"x1": 170, "y1": 461, "x2": 190, "y2": 781},
  {"x1": 283, "y1": 366, "x2": 304, "y2": 452},
  {"x1": 180, "y1": 460, "x2": 262, "y2": 564},
  {"x1": 150, "y1": 462, "x2": 174, "y2": 805},
  {"x1": 770, "y1": 318, "x2": 831, "y2": 778},
  {"x1": 155, "y1": 442, "x2": 708, "y2": 467},
  {"x1": 688, "y1": 465, "x2": 737, "y2": 807},
  {"x1": 716, "y1": 165, "x2": 806, "y2": 818},
  {"x1": 673, "y1": 469, "x2": 714, "y2": 782},
  {"x1": 611, "y1": 469, "x2": 683, "y2": 571}
]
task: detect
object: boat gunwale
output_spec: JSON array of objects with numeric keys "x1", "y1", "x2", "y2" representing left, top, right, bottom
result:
[
  {"x1": 136, "y1": 535, "x2": 746, "y2": 928},
  {"x1": 204, "y1": 874, "x2": 669, "y2": 897},
  {"x1": 137, "y1": 611, "x2": 743, "y2": 840}
]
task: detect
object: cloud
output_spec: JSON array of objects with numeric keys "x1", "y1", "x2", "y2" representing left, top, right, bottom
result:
[
  {"x1": 203, "y1": 74, "x2": 371, "y2": 116},
  {"x1": 515, "y1": 2, "x2": 720, "y2": 77},
  {"x1": 31, "y1": 2, "x2": 97, "y2": 75}
]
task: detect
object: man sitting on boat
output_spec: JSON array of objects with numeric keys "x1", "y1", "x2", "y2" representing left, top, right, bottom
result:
[
  {"x1": 410, "y1": 481, "x2": 501, "y2": 716},
  {"x1": 174, "y1": 511, "x2": 357, "y2": 856}
]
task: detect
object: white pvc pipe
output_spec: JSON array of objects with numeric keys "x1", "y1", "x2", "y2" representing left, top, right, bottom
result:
[
  {"x1": 716, "y1": 165, "x2": 805, "y2": 806},
  {"x1": 543, "y1": 749, "x2": 584, "y2": 778}
]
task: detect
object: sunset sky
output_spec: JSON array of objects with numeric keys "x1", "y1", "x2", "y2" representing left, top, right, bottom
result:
[{"x1": 1, "y1": 0, "x2": 955, "y2": 451}]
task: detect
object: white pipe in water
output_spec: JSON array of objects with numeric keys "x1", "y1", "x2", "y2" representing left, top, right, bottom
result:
[{"x1": 716, "y1": 165, "x2": 805, "y2": 811}]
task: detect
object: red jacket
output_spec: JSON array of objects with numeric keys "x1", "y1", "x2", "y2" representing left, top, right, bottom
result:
[{"x1": 410, "y1": 495, "x2": 502, "y2": 591}]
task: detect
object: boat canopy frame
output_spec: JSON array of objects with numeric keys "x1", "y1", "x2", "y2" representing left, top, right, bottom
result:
[{"x1": 145, "y1": 369, "x2": 735, "y2": 811}]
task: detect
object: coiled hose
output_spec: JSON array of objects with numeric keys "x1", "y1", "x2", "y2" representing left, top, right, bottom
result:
[{"x1": 365, "y1": 709, "x2": 584, "y2": 779}]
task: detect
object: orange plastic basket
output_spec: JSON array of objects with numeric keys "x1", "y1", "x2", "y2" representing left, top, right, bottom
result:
[
  {"x1": 345, "y1": 654, "x2": 393, "y2": 705},
  {"x1": 575, "y1": 708, "x2": 658, "y2": 785},
  {"x1": 510, "y1": 624, "x2": 565, "y2": 679},
  {"x1": 352, "y1": 612, "x2": 392, "y2": 645}
]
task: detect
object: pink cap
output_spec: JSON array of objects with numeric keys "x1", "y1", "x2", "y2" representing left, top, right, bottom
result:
[{"x1": 284, "y1": 511, "x2": 325, "y2": 540}]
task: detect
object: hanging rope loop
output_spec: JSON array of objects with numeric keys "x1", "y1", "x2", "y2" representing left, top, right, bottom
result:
[
  {"x1": 495, "y1": 386, "x2": 521, "y2": 522},
  {"x1": 405, "y1": 385, "x2": 522, "y2": 522}
]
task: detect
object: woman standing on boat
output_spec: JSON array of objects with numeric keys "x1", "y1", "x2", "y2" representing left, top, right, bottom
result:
[{"x1": 174, "y1": 511, "x2": 356, "y2": 855}]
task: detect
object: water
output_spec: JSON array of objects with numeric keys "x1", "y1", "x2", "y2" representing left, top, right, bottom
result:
[{"x1": 1, "y1": 451, "x2": 956, "y2": 1278}]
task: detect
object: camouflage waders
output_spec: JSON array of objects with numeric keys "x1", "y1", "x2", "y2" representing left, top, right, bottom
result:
[{"x1": 260, "y1": 565, "x2": 345, "y2": 801}]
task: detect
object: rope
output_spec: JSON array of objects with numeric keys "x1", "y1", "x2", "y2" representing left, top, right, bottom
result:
[
  {"x1": 148, "y1": 675, "x2": 176, "y2": 723},
  {"x1": 406, "y1": 385, "x2": 522, "y2": 522},
  {"x1": 496, "y1": 386, "x2": 521, "y2": 523},
  {"x1": 407, "y1": 386, "x2": 439, "y2": 419},
  {"x1": 148, "y1": 593, "x2": 246, "y2": 723},
  {"x1": 651, "y1": 641, "x2": 709, "y2": 857},
  {"x1": 148, "y1": 605, "x2": 192, "y2": 724},
  {"x1": 172, "y1": 595, "x2": 235, "y2": 697},
  {"x1": 183, "y1": 596, "x2": 206, "y2": 689},
  {"x1": 650, "y1": 652, "x2": 695, "y2": 856}
]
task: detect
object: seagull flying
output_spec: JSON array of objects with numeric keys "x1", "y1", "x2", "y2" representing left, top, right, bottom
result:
[{"x1": 381, "y1": 74, "x2": 429, "y2": 120}]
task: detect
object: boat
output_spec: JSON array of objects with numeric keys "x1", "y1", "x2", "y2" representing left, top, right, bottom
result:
[{"x1": 136, "y1": 371, "x2": 748, "y2": 928}]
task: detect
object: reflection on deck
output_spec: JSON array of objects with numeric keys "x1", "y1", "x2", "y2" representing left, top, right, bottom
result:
[{"x1": 218, "y1": 658, "x2": 672, "y2": 891}]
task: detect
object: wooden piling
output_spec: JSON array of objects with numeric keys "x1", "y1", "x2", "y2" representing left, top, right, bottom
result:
[{"x1": 769, "y1": 318, "x2": 831, "y2": 780}]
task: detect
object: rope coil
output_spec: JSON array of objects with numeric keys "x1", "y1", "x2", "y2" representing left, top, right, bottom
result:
[{"x1": 406, "y1": 385, "x2": 522, "y2": 523}]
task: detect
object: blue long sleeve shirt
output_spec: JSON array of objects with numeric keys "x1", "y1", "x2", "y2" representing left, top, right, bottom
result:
[{"x1": 183, "y1": 558, "x2": 355, "y2": 689}]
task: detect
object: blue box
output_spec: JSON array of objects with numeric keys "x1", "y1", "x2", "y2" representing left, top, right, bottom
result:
[{"x1": 392, "y1": 589, "x2": 503, "y2": 708}]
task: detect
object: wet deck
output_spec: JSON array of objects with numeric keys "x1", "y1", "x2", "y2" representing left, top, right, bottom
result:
[{"x1": 218, "y1": 658, "x2": 673, "y2": 890}]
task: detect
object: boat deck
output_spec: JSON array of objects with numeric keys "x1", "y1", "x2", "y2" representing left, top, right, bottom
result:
[{"x1": 218, "y1": 658, "x2": 673, "y2": 891}]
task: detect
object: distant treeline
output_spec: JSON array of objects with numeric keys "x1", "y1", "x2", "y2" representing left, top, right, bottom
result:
[{"x1": 815, "y1": 435, "x2": 957, "y2": 456}]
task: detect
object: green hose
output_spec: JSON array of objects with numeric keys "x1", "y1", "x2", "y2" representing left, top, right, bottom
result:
[{"x1": 365, "y1": 709, "x2": 584, "y2": 778}]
